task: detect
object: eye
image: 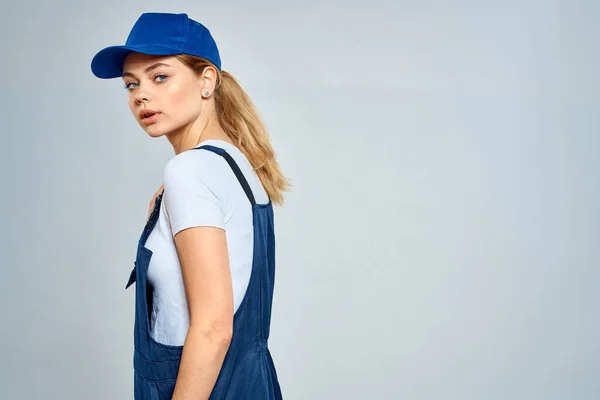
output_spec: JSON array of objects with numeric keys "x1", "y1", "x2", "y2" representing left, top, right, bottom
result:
[
  {"x1": 124, "y1": 82, "x2": 138, "y2": 91},
  {"x1": 154, "y1": 74, "x2": 168, "y2": 83}
]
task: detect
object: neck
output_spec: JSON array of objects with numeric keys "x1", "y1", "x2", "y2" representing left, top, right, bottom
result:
[{"x1": 167, "y1": 112, "x2": 233, "y2": 155}]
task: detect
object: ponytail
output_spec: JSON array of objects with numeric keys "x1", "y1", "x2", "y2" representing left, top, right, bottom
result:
[{"x1": 176, "y1": 54, "x2": 291, "y2": 205}]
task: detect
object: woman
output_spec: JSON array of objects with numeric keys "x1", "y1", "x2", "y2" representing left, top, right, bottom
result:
[{"x1": 91, "y1": 12, "x2": 289, "y2": 400}]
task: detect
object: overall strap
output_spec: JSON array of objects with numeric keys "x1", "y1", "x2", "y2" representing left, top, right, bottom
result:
[
  {"x1": 192, "y1": 145, "x2": 257, "y2": 206},
  {"x1": 126, "y1": 189, "x2": 163, "y2": 289}
]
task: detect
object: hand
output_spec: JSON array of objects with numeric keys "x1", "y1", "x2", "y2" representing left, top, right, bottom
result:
[{"x1": 148, "y1": 183, "x2": 165, "y2": 218}]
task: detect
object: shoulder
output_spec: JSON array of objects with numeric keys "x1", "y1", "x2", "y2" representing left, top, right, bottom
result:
[
  {"x1": 162, "y1": 148, "x2": 230, "y2": 234},
  {"x1": 165, "y1": 148, "x2": 212, "y2": 174},
  {"x1": 163, "y1": 147, "x2": 224, "y2": 184}
]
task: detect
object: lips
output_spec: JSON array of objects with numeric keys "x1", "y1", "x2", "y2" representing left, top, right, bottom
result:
[
  {"x1": 139, "y1": 109, "x2": 160, "y2": 126},
  {"x1": 139, "y1": 109, "x2": 159, "y2": 120}
]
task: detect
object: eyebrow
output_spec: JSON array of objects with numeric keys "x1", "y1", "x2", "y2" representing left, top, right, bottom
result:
[{"x1": 122, "y1": 62, "x2": 171, "y2": 78}]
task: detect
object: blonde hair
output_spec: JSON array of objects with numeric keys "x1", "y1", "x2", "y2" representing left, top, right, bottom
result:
[{"x1": 175, "y1": 54, "x2": 291, "y2": 205}]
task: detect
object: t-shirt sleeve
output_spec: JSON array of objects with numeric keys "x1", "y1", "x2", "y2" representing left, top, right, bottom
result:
[{"x1": 163, "y1": 154, "x2": 225, "y2": 236}]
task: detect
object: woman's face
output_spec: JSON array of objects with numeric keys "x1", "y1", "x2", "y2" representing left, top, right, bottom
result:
[{"x1": 121, "y1": 53, "x2": 204, "y2": 138}]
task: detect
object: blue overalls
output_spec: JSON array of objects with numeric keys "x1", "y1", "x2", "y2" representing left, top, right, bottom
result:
[{"x1": 125, "y1": 144, "x2": 283, "y2": 399}]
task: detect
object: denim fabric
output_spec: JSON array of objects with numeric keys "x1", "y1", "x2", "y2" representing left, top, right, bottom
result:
[{"x1": 126, "y1": 145, "x2": 283, "y2": 399}]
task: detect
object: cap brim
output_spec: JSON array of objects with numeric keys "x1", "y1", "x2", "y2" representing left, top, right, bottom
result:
[{"x1": 91, "y1": 44, "x2": 181, "y2": 79}]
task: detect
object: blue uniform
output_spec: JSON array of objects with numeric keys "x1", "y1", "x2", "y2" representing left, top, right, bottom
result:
[{"x1": 126, "y1": 144, "x2": 283, "y2": 399}]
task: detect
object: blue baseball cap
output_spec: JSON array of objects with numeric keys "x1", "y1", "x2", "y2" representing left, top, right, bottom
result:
[{"x1": 91, "y1": 12, "x2": 221, "y2": 79}]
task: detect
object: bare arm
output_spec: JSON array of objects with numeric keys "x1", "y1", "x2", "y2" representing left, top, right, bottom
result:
[{"x1": 171, "y1": 225, "x2": 234, "y2": 400}]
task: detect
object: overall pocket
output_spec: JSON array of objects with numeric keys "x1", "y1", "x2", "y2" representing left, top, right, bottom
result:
[{"x1": 135, "y1": 371, "x2": 176, "y2": 400}]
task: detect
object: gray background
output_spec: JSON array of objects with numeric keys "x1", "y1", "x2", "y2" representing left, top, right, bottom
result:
[{"x1": 1, "y1": 1, "x2": 598, "y2": 399}]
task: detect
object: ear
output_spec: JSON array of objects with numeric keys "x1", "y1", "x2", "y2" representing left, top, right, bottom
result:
[{"x1": 198, "y1": 65, "x2": 218, "y2": 98}]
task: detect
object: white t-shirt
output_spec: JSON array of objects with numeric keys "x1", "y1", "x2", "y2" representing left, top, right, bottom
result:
[{"x1": 144, "y1": 139, "x2": 269, "y2": 346}]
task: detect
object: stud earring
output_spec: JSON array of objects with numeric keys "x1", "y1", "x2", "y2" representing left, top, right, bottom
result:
[{"x1": 204, "y1": 91, "x2": 209, "y2": 96}]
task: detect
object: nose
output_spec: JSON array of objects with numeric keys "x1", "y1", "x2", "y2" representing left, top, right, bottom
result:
[{"x1": 134, "y1": 89, "x2": 150, "y2": 105}]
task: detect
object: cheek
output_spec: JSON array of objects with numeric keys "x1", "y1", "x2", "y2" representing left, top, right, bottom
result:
[{"x1": 165, "y1": 82, "x2": 202, "y2": 119}]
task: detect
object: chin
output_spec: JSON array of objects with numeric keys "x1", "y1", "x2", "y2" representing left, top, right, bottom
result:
[{"x1": 142, "y1": 125, "x2": 165, "y2": 138}]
